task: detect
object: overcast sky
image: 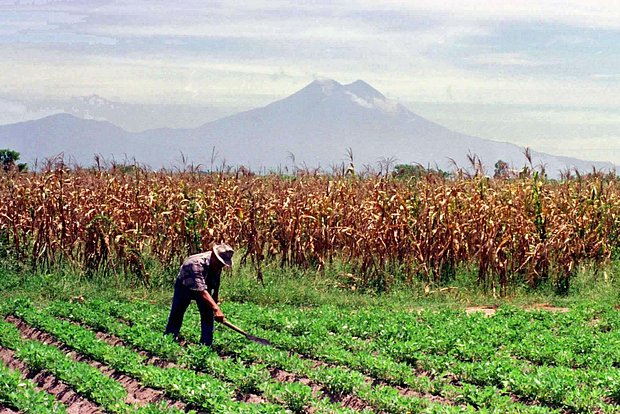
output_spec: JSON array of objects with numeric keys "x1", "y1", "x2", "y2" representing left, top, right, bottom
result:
[{"x1": 1, "y1": 0, "x2": 619, "y2": 163}]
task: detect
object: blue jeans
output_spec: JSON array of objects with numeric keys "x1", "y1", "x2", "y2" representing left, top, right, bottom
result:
[{"x1": 164, "y1": 279, "x2": 214, "y2": 345}]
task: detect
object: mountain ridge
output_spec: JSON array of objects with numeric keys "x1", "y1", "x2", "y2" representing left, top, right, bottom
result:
[{"x1": 0, "y1": 79, "x2": 614, "y2": 176}]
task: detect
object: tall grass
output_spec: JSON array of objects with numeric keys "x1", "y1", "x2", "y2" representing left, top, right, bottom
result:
[{"x1": 1, "y1": 164, "x2": 618, "y2": 294}]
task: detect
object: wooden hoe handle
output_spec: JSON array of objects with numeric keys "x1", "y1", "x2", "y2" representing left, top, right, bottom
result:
[{"x1": 221, "y1": 319, "x2": 250, "y2": 337}]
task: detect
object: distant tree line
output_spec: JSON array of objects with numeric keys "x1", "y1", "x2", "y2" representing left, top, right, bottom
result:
[{"x1": 392, "y1": 164, "x2": 449, "y2": 180}]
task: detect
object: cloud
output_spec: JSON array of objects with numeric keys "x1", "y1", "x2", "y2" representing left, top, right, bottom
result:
[
  {"x1": 591, "y1": 74, "x2": 620, "y2": 81},
  {"x1": 518, "y1": 108, "x2": 620, "y2": 125},
  {"x1": 0, "y1": 9, "x2": 116, "y2": 45},
  {"x1": 0, "y1": 97, "x2": 62, "y2": 125},
  {"x1": 0, "y1": 11, "x2": 78, "y2": 35},
  {"x1": 350, "y1": 0, "x2": 620, "y2": 30},
  {"x1": 526, "y1": 136, "x2": 620, "y2": 163},
  {"x1": 0, "y1": 0, "x2": 619, "y2": 165},
  {"x1": 466, "y1": 52, "x2": 550, "y2": 67}
]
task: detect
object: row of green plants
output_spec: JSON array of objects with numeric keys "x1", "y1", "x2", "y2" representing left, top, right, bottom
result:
[
  {"x1": 96, "y1": 298, "x2": 620, "y2": 413},
  {"x1": 220, "y1": 302, "x2": 620, "y2": 369},
  {"x1": 0, "y1": 317, "x2": 180, "y2": 414},
  {"x1": 4, "y1": 300, "x2": 289, "y2": 414},
  {"x1": 0, "y1": 361, "x2": 66, "y2": 414},
  {"x1": 11, "y1": 294, "x2": 620, "y2": 413},
  {"x1": 83, "y1": 298, "x2": 564, "y2": 413},
  {"x1": 220, "y1": 303, "x2": 620, "y2": 413},
  {"x1": 47, "y1": 299, "x2": 467, "y2": 413},
  {"x1": 43, "y1": 300, "x2": 364, "y2": 414},
  {"x1": 211, "y1": 313, "x2": 616, "y2": 413}
]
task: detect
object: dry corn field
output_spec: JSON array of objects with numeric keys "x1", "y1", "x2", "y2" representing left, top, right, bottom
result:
[{"x1": 1, "y1": 167, "x2": 618, "y2": 294}]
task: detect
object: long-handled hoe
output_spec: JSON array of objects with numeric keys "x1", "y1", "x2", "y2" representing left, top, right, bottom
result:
[{"x1": 220, "y1": 319, "x2": 272, "y2": 346}]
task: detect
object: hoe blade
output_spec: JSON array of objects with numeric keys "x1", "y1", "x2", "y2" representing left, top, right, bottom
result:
[
  {"x1": 246, "y1": 334, "x2": 272, "y2": 346},
  {"x1": 221, "y1": 319, "x2": 272, "y2": 346}
]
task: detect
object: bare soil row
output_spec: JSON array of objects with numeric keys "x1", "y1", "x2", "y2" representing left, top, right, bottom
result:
[
  {"x1": 4, "y1": 315, "x2": 184, "y2": 411},
  {"x1": 0, "y1": 345, "x2": 99, "y2": 414},
  {"x1": 60, "y1": 316, "x2": 371, "y2": 410}
]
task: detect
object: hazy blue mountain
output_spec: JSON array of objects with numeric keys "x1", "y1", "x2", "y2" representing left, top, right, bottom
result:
[
  {"x1": 29, "y1": 95, "x2": 230, "y2": 132},
  {"x1": 0, "y1": 113, "x2": 134, "y2": 166},
  {"x1": 0, "y1": 79, "x2": 614, "y2": 176}
]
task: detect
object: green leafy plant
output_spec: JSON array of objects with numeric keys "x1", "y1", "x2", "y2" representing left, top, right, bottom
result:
[{"x1": 0, "y1": 363, "x2": 66, "y2": 413}]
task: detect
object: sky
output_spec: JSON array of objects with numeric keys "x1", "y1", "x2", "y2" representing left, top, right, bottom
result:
[{"x1": 0, "y1": 0, "x2": 619, "y2": 164}]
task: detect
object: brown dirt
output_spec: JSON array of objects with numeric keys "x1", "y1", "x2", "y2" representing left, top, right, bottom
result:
[
  {"x1": 0, "y1": 346, "x2": 100, "y2": 414},
  {"x1": 236, "y1": 393, "x2": 268, "y2": 404},
  {"x1": 466, "y1": 303, "x2": 571, "y2": 317},
  {"x1": 270, "y1": 367, "x2": 297, "y2": 383},
  {"x1": 465, "y1": 305, "x2": 498, "y2": 316},
  {"x1": 397, "y1": 385, "x2": 454, "y2": 404},
  {"x1": 524, "y1": 303, "x2": 569, "y2": 313},
  {"x1": 4, "y1": 316, "x2": 184, "y2": 410},
  {"x1": 336, "y1": 394, "x2": 372, "y2": 411},
  {"x1": 0, "y1": 405, "x2": 19, "y2": 414}
]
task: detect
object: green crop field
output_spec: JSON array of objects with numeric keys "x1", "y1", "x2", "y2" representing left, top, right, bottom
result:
[
  {"x1": 3, "y1": 169, "x2": 620, "y2": 413},
  {"x1": 2, "y1": 296, "x2": 620, "y2": 413}
]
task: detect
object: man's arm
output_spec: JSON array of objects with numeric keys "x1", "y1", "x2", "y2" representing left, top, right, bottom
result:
[
  {"x1": 211, "y1": 274, "x2": 221, "y2": 304},
  {"x1": 198, "y1": 289, "x2": 225, "y2": 322}
]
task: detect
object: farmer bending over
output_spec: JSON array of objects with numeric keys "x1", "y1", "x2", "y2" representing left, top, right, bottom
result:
[{"x1": 164, "y1": 243, "x2": 234, "y2": 346}]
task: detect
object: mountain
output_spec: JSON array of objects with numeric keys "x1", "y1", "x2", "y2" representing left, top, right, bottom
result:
[
  {"x1": 28, "y1": 95, "x2": 229, "y2": 132},
  {"x1": 0, "y1": 114, "x2": 132, "y2": 165},
  {"x1": 0, "y1": 79, "x2": 614, "y2": 176}
]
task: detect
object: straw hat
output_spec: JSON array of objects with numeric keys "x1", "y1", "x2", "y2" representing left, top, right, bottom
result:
[{"x1": 213, "y1": 243, "x2": 234, "y2": 267}]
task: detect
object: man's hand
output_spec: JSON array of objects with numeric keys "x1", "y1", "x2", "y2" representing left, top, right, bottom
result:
[{"x1": 214, "y1": 307, "x2": 225, "y2": 323}]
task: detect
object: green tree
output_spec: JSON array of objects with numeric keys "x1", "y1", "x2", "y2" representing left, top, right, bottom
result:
[
  {"x1": 0, "y1": 149, "x2": 28, "y2": 172},
  {"x1": 393, "y1": 164, "x2": 426, "y2": 179},
  {"x1": 393, "y1": 164, "x2": 449, "y2": 180},
  {"x1": 494, "y1": 159, "x2": 509, "y2": 178}
]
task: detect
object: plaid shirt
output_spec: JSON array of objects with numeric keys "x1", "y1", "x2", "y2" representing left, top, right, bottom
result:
[{"x1": 177, "y1": 252, "x2": 221, "y2": 299}]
